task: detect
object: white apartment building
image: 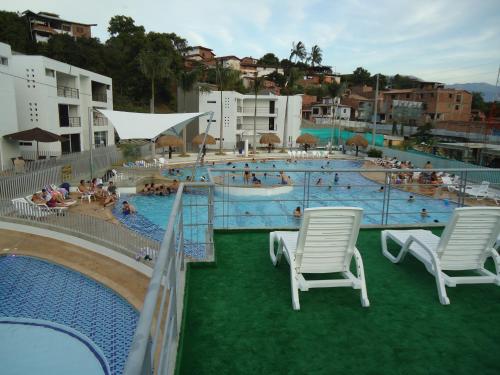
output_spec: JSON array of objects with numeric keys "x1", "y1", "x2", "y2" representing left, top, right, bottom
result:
[
  {"x1": 180, "y1": 87, "x2": 302, "y2": 151},
  {"x1": 0, "y1": 43, "x2": 20, "y2": 170},
  {"x1": 7, "y1": 46, "x2": 113, "y2": 158},
  {"x1": 311, "y1": 97, "x2": 351, "y2": 125}
]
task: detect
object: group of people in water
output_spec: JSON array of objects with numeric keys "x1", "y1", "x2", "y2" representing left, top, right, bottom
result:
[{"x1": 140, "y1": 181, "x2": 178, "y2": 196}]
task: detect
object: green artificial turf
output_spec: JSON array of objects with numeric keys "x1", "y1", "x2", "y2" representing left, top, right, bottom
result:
[{"x1": 177, "y1": 229, "x2": 500, "y2": 375}]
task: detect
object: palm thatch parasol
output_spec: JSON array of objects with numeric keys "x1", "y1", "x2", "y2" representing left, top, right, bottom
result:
[
  {"x1": 156, "y1": 135, "x2": 182, "y2": 159},
  {"x1": 259, "y1": 133, "x2": 281, "y2": 153},
  {"x1": 296, "y1": 133, "x2": 318, "y2": 152},
  {"x1": 346, "y1": 134, "x2": 368, "y2": 156},
  {"x1": 192, "y1": 133, "x2": 216, "y2": 145}
]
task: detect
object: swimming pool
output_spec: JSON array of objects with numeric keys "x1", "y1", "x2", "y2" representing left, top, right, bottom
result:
[
  {"x1": 0, "y1": 255, "x2": 138, "y2": 375},
  {"x1": 113, "y1": 159, "x2": 457, "y2": 258}
]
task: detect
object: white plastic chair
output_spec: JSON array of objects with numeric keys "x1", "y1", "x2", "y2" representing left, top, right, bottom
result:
[
  {"x1": 301, "y1": 151, "x2": 307, "y2": 159},
  {"x1": 381, "y1": 207, "x2": 500, "y2": 305},
  {"x1": 112, "y1": 169, "x2": 124, "y2": 181},
  {"x1": 465, "y1": 181, "x2": 490, "y2": 200},
  {"x1": 77, "y1": 187, "x2": 95, "y2": 203},
  {"x1": 270, "y1": 207, "x2": 369, "y2": 310}
]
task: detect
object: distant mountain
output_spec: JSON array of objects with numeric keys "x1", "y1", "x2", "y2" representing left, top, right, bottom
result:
[{"x1": 446, "y1": 82, "x2": 498, "y2": 102}]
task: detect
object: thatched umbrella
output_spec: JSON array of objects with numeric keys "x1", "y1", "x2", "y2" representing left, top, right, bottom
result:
[
  {"x1": 259, "y1": 133, "x2": 281, "y2": 153},
  {"x1": 192, "y1": 133, "x2": 216, "y2": 157},
  {"x1": 296, "y1": 133, "x2": 318, "y2": 152},
  {"x1": 346, "y1": 134, "x2": 368, "y2": 156},
  {"x1": 156, "y1": 135, "x2": 182, "y2": 159}
]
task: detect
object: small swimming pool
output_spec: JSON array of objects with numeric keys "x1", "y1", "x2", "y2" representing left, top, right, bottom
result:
[
  {"x1": 113, "y1": 159, "x2": 457, "y2": 258},
  {"x1": 0, "y1": 255, "x2": 138, "y2": 375}
]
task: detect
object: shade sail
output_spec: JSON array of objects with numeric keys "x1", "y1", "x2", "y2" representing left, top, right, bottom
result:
[{"x1": 97, "y1": 110, "x2": 211, "y2": 140}]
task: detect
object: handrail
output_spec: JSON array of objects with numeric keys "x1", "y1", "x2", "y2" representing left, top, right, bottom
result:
[{"x1": 123, "y1": 183, "x2": 185, "y2": 375}]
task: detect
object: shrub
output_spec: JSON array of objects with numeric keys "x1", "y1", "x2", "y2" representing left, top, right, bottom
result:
[{"x1": 367, "y1": 148, "x2": 382, "y2": 158}]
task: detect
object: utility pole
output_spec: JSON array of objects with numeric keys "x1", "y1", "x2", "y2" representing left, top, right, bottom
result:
[{"x1": 372, "y1": 73, "x2": 379, "y2": 146}]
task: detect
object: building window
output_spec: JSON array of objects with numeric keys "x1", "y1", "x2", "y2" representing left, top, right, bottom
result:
[
  {"x1": 19, "y1": 142, "x2": 32, "y2": 146},
  {"x1": 207, "y1": 100, "x2": 216, "y2": 104},
  {"x1": 269, "y1": 117, "x2": 275, "y2": 131},
  {"x1": 76, "y1": 26, "x2": 84, "y2": 33},
  {"x1": 94, "y1": 131, "x2": 107, "y2": 147},
  {"x1": 206, "y1": 119, "x2": 216, "y2": 122},
  {"x1": 455, "y1": 105, "x2": 460, "y2": 110},
  {"x1": 456, "y1": 94, "x2": 462, "y2": 103},
  {"x1": 391, "y1": 94, "x2": 396, "y2": 99},
  {"x1": 45, "y1": 68, "x2": 55, "y2": 77},
  {"x1": 61, "y1": 24, "x2": 71, "y2": 31},
  {"x1": 405, "y1": 94, "x2": 410, "y2": 98},
  {"x1": 448, "y1": 93, "x2": 453, "y2": 99},
  {"x1": 312, "y1": 108, "x2": 319, "y2": 115},
  {"x1": 0, "y1": 56, "x2": 8, "y2": 66}
]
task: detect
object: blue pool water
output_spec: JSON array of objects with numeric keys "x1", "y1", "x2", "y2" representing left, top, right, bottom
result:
[
  {"x1": 0, "y1": 318, "x2": 109, "y2": 375},
  {"x1": 113, "y1": 159, "x2": 458, "y2": 258},
  {"x1": 0, "y1": 256, "x2": 138, "y2": 375}
]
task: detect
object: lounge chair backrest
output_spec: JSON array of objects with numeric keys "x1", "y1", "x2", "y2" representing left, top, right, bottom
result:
[
  {"x1": 437, "y1": 207, "x2": 500, "y2": 270},
  {"x1": 295, "y1": 207, "x2": 363, "y2": 273}
]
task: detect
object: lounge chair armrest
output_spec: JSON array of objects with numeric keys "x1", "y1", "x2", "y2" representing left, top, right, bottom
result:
[{"x1": 403, "y1": 235, "x2": 440, "y2": 265}]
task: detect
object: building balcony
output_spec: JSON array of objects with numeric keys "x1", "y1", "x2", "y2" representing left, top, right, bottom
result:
[
  {"x1": 241, "y1": 106, "x2": 278, "y2": 116},
  {"x1": 60, "y1": 116, "x2": 81, "y2": 127},
  {"x1": 93, "y1": 116, "x2": 108, "y2": 126},
  {"x1": 92, "y1": 93, "x2": 108, "y2": 102},
  {"x1": 57, "y1": 85, "x2": 79, "y2": 99}
]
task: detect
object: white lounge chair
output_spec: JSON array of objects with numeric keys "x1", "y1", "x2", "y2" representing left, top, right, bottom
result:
[
  {"x1": 112, "y1": 169, "x2": 124, "y2": 181},
  {"x1": 269, "y1": 207, "x2": 369, "y2": 310},
  {"x1": 465, "y1": 181, "x2": 489, "y2": 200},
  {"x1": 381, "y1": 207, "x2": 500, "y2": 305},
  {"x1": 12, "y1": 198, "x2": 57, "y2": 218}
]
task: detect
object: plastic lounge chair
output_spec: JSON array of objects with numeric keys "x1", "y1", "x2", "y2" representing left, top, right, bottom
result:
[
  {"x1": 111, "y1": 169, "x2": 124, "y2": 181},
  {"x1": 13, "y1": 198, "x2": 61, "y2": 218},
  {"x1": 269, "y1": 207, "x2": 369, "y2": 310},
  {"x1": 487, "y1": 191, "x2": 499, "y2": 205},
  {"x1": 381, "y1": 207, "x2": 500, "y2": 305},
  {"x1": 77, "y1": 187, "x2": 95, "y2": 203},
  {"x1": 465, "y1": 181, "x2": 490, "y2": 200}
]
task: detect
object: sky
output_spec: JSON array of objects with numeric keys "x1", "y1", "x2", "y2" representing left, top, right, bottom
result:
[{"x1": 2, "y1": 0, "x2": 500, "y2": 84}]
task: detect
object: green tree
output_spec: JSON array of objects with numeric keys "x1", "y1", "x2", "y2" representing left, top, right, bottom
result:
[
  {"x1": 309, "y1": 45, "x2": 322, "y2": 67},
  {"x1": 177, "y1": 67, "x2": 201, "y2": 154},
  {"x1": 139, "y1": 32, "x2": 175, "y2": 113},
  {"x1": 0, "y1": 11, "x2": 34, "y2": 53},
  {"x1": 258, "y1": 53, "x2": 280, "y2": 67},
  {"x1": 108, "y1": 15, "x2": 145, "y2": 36},
  {"x1": 282, "y1": 41, "x2": 306, "y2": 149},
  {"x1": 351, "y1": 67, "x2": 371, "y2": 86},
  {"x1": 471, "y1": 92, "x2": 486, "y2": 112}
]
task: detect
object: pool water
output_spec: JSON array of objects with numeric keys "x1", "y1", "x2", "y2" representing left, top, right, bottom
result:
[
  {"x1": 113, "y1": 160, "x2": 457, "y2": 258},
  {"x1": 0, "y1": 256, "x2": 138, "y2": 375}
]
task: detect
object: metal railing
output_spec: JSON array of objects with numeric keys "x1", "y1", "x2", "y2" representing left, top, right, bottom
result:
[
  {"x1": 210, "y1": 166, "x2": 500, "y2": 228},
  {"x1": 0, "y1": 200, "x2": 160, "y2": 259},
  {"x1": 123, "y1": 182, "x2": 214, "y2": 375},
  {"x1": 1, "y1": 145, "x2": 123, "y2": 180},
  {"x1": 92, "y1": 92, "x2": 108, "y2": 102},
  {"x1": 0, "y1": 167, "x2": 62, "y2": 200},
  {"x1": 60, "y1": 116, "x2": 81, "y2": 127},
  {"x1": 240, "y1": 106, "x2": 278, "y2": 116},
  {"x1": 93, "y1": 116, "x2": 108, "y2": 126},
  {"x1": 57, "y1": 85, "x2": 79, "y2": 99}
]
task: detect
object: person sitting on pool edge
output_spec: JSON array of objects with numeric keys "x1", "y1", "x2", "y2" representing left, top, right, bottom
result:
[
  {"x1": 122, "y1": 201, "x2": 136, "y2": 215},
  {"x1": 293, "y1": 206, "x2": 302, "y2": 218}
]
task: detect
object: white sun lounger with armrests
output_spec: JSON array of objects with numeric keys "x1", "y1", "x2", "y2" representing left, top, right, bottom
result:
[
  {"x1": 269, "y1": 207, "x2": 369, "y2": 310},
  {"x1": 381, "y1": 207, "x2": 500, "y2": 305}
]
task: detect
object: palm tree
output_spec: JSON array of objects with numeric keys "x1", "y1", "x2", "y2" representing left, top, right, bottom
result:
[
  {"x1": 309, "y1": 45, "x2": 322, "y2": 67},
  {"x1": 139, "y1": 48, "x2": 171, "y2": 113},
  {"x1": 252, "y1": 72, "x2": 265, "y2": 154},
  {"x1": 282, "y1": 41, "x2": 306, "y2": 150},
  {"x1": 177, "y1": 68, "x2": 201, "y2": 155}
]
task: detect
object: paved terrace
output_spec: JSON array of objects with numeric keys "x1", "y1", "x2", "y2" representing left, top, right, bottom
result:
[{"x1": 178, "y1": 229, "x2": 500, "y2": 374}]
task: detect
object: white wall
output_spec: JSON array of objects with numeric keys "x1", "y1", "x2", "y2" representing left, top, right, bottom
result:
[
  {"x1": 196, "y1": 90, "x2": 302, "y2": 150},
  {"x1": 0, "y1": 43, "x2": 20, "y2": 170},
  {"x1": 9, "y1": 52, "x2": 113, "y2": 156}
]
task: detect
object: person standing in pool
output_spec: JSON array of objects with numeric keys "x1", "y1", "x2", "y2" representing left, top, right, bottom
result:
[
  {"x1": 334, "y1": 173, "x2": 339, "y2": 184},
  {"x1": 293, "y1": 206, "x2": 302, "y2": 218},
  {"x1": 244, "y1": 163, "x2": 250, "y2": 184}
]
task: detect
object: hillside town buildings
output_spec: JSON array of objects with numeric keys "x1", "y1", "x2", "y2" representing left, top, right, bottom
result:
[{"x1": 21, "y1": 10, "x2": 95, "y2": 42}]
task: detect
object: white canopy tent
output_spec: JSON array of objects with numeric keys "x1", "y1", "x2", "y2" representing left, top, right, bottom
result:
[{"x1": 97, "y1": 109, "x2": 212, "y2": 140}]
